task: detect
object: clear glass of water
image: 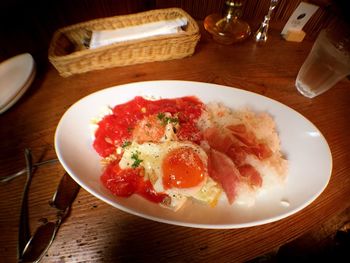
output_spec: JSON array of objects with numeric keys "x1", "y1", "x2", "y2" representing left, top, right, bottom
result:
[{"x1": 295, "y1": 23, "x2": 350, "y2": 98}]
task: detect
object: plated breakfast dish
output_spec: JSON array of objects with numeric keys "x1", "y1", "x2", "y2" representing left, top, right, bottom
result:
[
  {"x1": 55, "y1": 80, "x2": 332, "y2": 228},
  {"x1": 91, "y1": 96, "x2": 288, "y2": 211}
]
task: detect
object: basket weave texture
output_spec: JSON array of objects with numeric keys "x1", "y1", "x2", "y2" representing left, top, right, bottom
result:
[{"x1": 48, "y1": 8, "x2": 200, "y2": 77}]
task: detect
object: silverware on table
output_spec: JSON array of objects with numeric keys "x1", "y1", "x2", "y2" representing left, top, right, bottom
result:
[
  {"x1": 254, "y1": 0, "x2": 279, "y2": 42},
  {"x1": 1, "y1": 158, "x2": 58, "y2": 183},
  {"x1": 17, "y1": 148, "x2": 33, "y2": 261},
  {"x1": 16, "y1": 150, "x2": 80, "y2": 263}
]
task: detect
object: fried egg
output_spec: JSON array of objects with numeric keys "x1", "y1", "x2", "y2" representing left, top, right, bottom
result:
[{"x1": 119, "y1": 141, "x2": 221, "y2": 210}]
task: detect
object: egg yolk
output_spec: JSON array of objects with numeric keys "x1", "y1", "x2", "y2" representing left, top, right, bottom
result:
[{"x1": 162, "y1": 147, "x2": 205, "y2": 189}]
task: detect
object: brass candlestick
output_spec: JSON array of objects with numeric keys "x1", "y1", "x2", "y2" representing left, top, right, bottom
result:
[{"x1": 204, "y1": 0, "x2": 251, "y2": 45}]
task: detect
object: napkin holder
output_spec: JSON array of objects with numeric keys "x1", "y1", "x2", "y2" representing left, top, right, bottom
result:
[{"x1": 48, "y1": 8, "x2": 200, "y2": 77}]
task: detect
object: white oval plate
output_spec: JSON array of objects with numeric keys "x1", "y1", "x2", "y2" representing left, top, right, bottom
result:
[
  {"x1": 55, "y1": 80, "x2": 332, "y2": 229},
  {"x1": 0, "y1": 53, "x2": 35, "y2": 114}
]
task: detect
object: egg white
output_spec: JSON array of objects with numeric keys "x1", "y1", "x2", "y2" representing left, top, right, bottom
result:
[{"x1": 118, "y1": 140, "x2": 220, "y2": 210}]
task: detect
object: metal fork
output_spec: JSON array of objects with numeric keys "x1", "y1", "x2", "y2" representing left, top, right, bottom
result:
[
  {"x1": 0, "y1": 158, "x2": 58, "y2": 183},
  {"x1": 17, "y1": 149, "x2": 33, "y2": 261},
  {"x1": 254, "y1": 0, "x2": 279, "y2": 42}
]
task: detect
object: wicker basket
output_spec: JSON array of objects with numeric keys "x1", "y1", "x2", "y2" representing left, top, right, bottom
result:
[{"x1": 48, "y1": 8, "x2": 200, "y2": 77}]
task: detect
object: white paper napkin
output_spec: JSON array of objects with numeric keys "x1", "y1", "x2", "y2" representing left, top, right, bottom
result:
[{"x1": 89, "y1": 17, "x2": 188, "y2": 49}]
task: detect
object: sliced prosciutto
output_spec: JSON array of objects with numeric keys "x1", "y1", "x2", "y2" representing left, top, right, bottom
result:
[
  {"x1": 226, "y1": 124, "x2": 272, "y2": 160},
  {"x1": 208, "y1": 148, "x2": 240, "y2": 204},
  {"x1": 237, "y1": 164, "x2": 262, "y2": 188},
  {"x1": 204, "y1": 125, "x2": 273, "y2": 162},
  {"x1": 203, "y1": 127, "x2": 234, "y2": 153},
  {"x1": 204, "y1": 124, "x2": 267, "y2": 199}
]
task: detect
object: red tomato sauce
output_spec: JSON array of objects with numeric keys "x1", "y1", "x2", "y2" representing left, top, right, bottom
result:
[
  {"x1": 100, "y1": 160, "x2": 168, "y2": 203},
  {"x1": 93, "y1": 96, "x2": 204, "y2": 157},
  {"x1": 94, "y1": 96, "x2": 204, "y2": 203}
]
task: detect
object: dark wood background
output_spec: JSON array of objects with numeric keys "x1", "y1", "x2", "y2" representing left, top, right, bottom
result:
[{"x1": 0, "y1": 0, "x2": 338, "y2": 62}]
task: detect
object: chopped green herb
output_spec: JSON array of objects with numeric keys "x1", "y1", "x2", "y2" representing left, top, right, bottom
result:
[
  {"x1": 157, "y1": 112, "x2": 179, "y2": 126},
  {"x1": 121, "y1": 141, "x2": 131, "y2": 148},
  {"x1": 157, "y1": 112, "x2": 165, "y2": 120},
  {"x1": 131, "y1": 151, "x2": 143, "y2": 168},
  {"x1": 165, "y1": 116, "x2": 179, "y2": 125}
]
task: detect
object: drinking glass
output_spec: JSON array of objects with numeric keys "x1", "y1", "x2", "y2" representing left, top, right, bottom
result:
[{"x1": 295, "y1": 23, "x2": 350, "y2": 98}]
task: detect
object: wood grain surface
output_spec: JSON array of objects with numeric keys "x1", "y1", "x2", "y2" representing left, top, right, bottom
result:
[{"x1": 1, "y1": 24, "x2": 349, "y2": 263}]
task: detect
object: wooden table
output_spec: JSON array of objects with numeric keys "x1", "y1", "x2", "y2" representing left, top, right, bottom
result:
[{"x1": 1, "y1": 25, "x2": 349, "y2": 262}]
